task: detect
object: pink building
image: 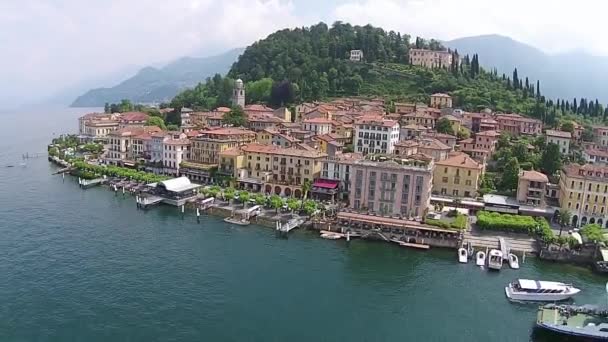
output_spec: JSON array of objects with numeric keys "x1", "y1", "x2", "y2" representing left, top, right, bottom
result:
[
  {"x1": 495, "y1": 114, "x2": 542, "y2": 136},
  {"x1": 349, "y1": 154, "x2": 434, "y2": 217}
]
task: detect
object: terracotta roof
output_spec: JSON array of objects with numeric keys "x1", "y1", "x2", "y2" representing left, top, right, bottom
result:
[
  {"x1": 422, "y1": 132, "x2": 456, "y2": 140},
  {"x1": 435, "y1": 152, "x2": 482, "y2": 169},
  {"x1": 475, "y1": 130, "x2": 500, "y2": 137},
  {"x1": 545, "y1": 130, "x2": 572, "y2": 139},
  {"x1": 459, "y1": 138, "x2": 474, "y2": 144},
  {"x1": 303, "y1": 118, "x2": 334, "y2": 124},
  {"x1": 402, "y1": 124, "x2": 429, "y2": 130},
  {"x1": 199, "y1": 127, "x2": 255, "y2": 135},
  {"x1": 240, "y1": 143, "x2": 326, "y2": 158},
  {"x1": 585, "y1": 148, "x2": 608, "y2": 158},
  {"x1": 215, "y1": 107, "x2": 231, "y2": 113},
  {"x1": 220, "y1": 147, "x2": 243, "y2": 157},
  {"x1": 164, "y1": 138, "x2": 190, "y2": 145},
  {"x1": 119, "y1": 112, "x2": 149, "y2": 122},
  {"x1": 562, "y1": 163, "x2": 608, "y2": 179},
  {"x1": 109, "y1": 126, "x2": 162, "y2": 137},
  {"x1": 418, "y1": 138, "x2": 450, "y2": 151},
  {"x1": 395, "y1": 140, "x2": 420, "y2": 148},
  {"x1": 245, "y1": 104, "x2": 273, "y2": 111},
  {"x1": 296, "y1": 143, "x2": 317, "y2": 151},
  {"x1": 443, "y1": 115, "x2": 460, "y2": 121},
  {"x1": 520, "y1": 170, "x2": 548, "y2": 182},
  {"x1": 355, "y1": 116, "x2": 398, "y2": 127}
]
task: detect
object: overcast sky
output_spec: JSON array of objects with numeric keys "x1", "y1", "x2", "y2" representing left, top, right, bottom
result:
[{"x1": 2, "y1": 0, "x2": 606, "y2": 109}]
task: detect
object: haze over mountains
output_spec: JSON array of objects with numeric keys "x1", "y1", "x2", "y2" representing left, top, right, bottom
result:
[
  {"x1": 445, "y1": 34, "x2": 608, "y2": 103},
  {"x1": 71, "y1": 48, "x2": 244, "y2": 107},
  {"x1": 69, "y1": 34, "x2": 608, "y2": 108}
]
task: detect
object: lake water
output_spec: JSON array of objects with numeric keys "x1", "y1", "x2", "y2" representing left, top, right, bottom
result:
[{"x1": 0, "y1": 107, "x2": 606, "y2": 341}]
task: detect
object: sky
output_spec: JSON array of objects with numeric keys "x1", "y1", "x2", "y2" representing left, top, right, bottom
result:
[{"x1": 2, "y1": 0, "x2": 607, "y2": 109}]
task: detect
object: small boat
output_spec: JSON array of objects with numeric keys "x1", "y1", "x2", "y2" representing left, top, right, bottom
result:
[
  {"x1": 458, "y1": 247, "x2": 468, "y2": 263},
  {"x1": 466, "y1": 242, "x2": 474, "y2": 259},
  {"x1": 508, "y1": 253, "x2": 520, "y2": 269},
  {"x1": 224, "y1": 217, "x2": 250, "y2": 226},
  {"x1": 506, "y1": 279, "x2": 580, "y2": 301},
  {"x1": 488, "y1": 249, "x2": 503, "y2": 270},
  {"x1": 476, "y1": 251, "x2": 486, "y2": 266},
  {"x1": 537, "y1": 304, "x2": 608, "y2": 340},
  {"x1": 320, "y1": 233, "x2": 342, "y2": 240}
]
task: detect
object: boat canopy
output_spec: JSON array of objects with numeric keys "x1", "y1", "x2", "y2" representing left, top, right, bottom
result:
[{"x1": 518, "y1": 279, "x2": 567, "y2": 291}]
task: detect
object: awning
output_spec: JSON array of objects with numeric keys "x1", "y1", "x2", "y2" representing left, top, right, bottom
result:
[{"x1": 312, "y1": 179, "x2": 339, "y2": 189}]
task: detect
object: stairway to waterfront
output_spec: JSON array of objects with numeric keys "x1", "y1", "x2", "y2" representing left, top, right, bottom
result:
[{"x1": 463, "y1": 231, "x2": 538, "y2": 254}]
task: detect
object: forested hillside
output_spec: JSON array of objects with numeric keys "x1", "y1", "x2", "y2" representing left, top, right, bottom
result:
[{"x1": 172, "y1": 22, "x2": 608, "y2": 127}]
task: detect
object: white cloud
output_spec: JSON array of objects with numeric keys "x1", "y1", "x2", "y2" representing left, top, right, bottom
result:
[{"x1": 333, "y1": 0, "x2": 608, "y2": 55}]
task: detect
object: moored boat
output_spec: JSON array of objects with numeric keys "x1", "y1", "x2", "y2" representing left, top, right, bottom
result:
[
  {"x1": 488, "y1": 249, "x2": 503, "y2": 270},
  {"x1": 458, "y1": 247, "x2": 468, "y2": 263},
  {"x1": 508, "y1": 253, "x2": 520, "y2": 269},
  {"x1": 536, "y1": 304, "x2": 608, "y2": 340},
  {"x1": 224, "y1": 217, "x2": 250, "y2": 225},
  {"x1": 476, "y1": 251, "x2": 486, "y2": 266},
  {"x1": 506, "y1": 279, "x2": 580, "y2": 302},
  {"x1": 320, "y1": 232, "x2": 342, "y2": 240}
]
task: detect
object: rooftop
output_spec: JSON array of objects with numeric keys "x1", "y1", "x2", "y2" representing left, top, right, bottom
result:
[
  {"x1": 153, "y1": 177, "x2": 201, "y2": 193},
  {"x1": 435, "y1": 152, "x2": 482, "y2": 169},
  {"x1": 240, "y1": 143, "x2": 327, "y2": 158},
  {"x1": 545, "y1": 129, "x2": 572, "y2": 139},
  {"x1": 520, "y1": 170, "x2": 549, "y2": 183},
  {"x1": 355, "y1": 116, "x2": 398, "y2": 127}
]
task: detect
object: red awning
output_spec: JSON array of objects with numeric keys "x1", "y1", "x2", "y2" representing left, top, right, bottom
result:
[{"x1": 313, "y1": 179, "x2": 339, "y2": 189}]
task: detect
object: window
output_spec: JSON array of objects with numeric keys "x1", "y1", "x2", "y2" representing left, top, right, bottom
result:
[
  {"x1": 444, "y1": 167, "x2": 448, "y2": 173},
  {"x1": 452, "y1": 190, "x2": 459, "y2": 196},
  {"x1": 465, "y1": 180, "x2": 472, "y2": 186},
  {"x1": 442, "y1": 177, "x2": 448, "y2": 183}
]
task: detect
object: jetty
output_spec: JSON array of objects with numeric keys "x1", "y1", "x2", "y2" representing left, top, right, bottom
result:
[
  {"x1": 78, "y1": 177, "x2": 106, "y2": 189},
  {"x1": 136, "y1": 195, "x2": 163, "y2": 209},
  {"x1": 276, "y1": 217, "x2": 304, "y2": 235}
]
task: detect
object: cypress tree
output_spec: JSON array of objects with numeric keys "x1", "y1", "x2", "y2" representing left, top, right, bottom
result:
[
  {"x1": 573, "y1": 98, "x2": 577, "y2": 113},
  {"x1": 525, "y1": 77, "x2": 529, "y2": 91},
  {"x1": 512, "y1": 68, "x2": 519, "y2": 89},
  {"x1": 536, "y1": 80, "x2": 541, "y2": 99}
]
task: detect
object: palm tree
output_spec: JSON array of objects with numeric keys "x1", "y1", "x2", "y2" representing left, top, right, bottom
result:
[{"x1": 558, "y1": 210, "x2": 572, "y2": 237}]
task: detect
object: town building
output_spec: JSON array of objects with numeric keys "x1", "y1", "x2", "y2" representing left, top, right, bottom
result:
[
  {"x1": 320, "y1": 153, "x2": 363, "y2": 201},
  {"x1": 189, "y1": 127, "x2": 257, "y2": 166},
  {"x1": 545, "y1": 129, "x2": 572, "y2": 154},
  {"x1": 106, "y1": 126, "x2": 162, "y2": 166},
  {"x1": 593, "y1": 126, "x2": 608, "y2": 147},
  {"x1": 349, "y1": 154, "x2": 434, "y2": 217},
  {"x1": 400, "y1": 124, "x2": 431, "y2": 140},
  {"x1": 353, "y1": 116, "x2": 400, "y2": 154},
  {"x1": 430, "y1": 93, "x2": 452, "y2": 108},
  {"x1": 78, "y1": 113, "x2": 119, "y2": 140},
  {"x1": 256, "y1": 129, "x2": 301, "y2": 148},
  {"x1": 302, "y1": 118, "x2": 333, "y2": 135},
  {"x1": 162, "y1": 134, "x2": 190, "y2": 176},
  {"x1": 232, "y1": 79, "x2": 245, "y2": 108},
  {"x1": 350, "y1": 50, "x2": 364, "y2": 62},
  {"x1": 219, "y1": 143, "x2": 327, "y2": 196},
  {"x1": 558, "y1": 164, "x2": 608, "y2": 228},
  {"x1": 394, "y1": 138, "x2": 450, "y2": 161},
  {"x1": 516, "y1": 170, "x2": 549, "y2": 206},
  {"x1": 401, "y1": 112, "x2": 437, "y2": 128},
  {"x1": 421, "y1": 132, "x2": 457, "y2": 149},
  {"x1": 247, "y1": 115, "x2": 285, "y2": 132},
  {"x1": 495, "y1": 114, "x2": 542, "y2": 136},
  {"x1": 409, "y1": 49, "x2": 453, "y2": 69},
  {"x1": 583, "y1": 147, "x2": 608, "y2": 165},
  {"x1": 433, "y1": 152, "x2": 483, "y2": 198},
  {"x1": 460, "y1": 130, "x2": 500, "y2": 162}
]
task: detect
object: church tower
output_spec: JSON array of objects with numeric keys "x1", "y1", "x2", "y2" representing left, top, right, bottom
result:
[{"x1": 232, "y1": 79, "x2": 245, "y2": 108}]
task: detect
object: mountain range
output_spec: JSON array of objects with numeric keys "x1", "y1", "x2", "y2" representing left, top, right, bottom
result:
[
  {"x1": 71, "y1": 48, "x2": 244, "y2": 107},
  {"x1": 445, "y1": 34, "x2": 608, "y2": 103}
]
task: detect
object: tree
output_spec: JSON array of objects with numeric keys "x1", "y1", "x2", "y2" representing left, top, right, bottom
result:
[
  {"x1": 581, "y1": 223, "x2": 605, "y2": 243},
  {"x1": 239, "y1": 191, "x2": 250, "y2": 208},
  {"x1": 254, "y1": 194, "x2": 267, "y2": 206},
  {"x1": 246, "y1": 78, "x2": 273, "y2": 103},
  {"x1": 557, "y1": 210, "x2": 572, "y2": 237},
  {"x1": 270, "y1": 80, "x2": 295, "y2": 106},
  {"x1": 582, "y1": 126, "x2": 594, "y2": 142},
  {"x1": 500, "y1": 157, "x2": 520, "y2": 191},
  {"x1": 497, "y1": 133, "x2": 511, "y2": 150},
  {"x1": 561, "y1": 121, "x2": 574, "y2": 133},
  {"x1": 104, "y1": 102, "x2": 110, "y2": 113},
  {"x1": 145, "y1": 116, "x2": 166, "y2": 130},
  {"x1": 166, "y1": 124, "x2": 179, "y2": 131},
  {"x1": 512, "y1": 142, "x2": 528, "y2": 163},
  {"x1": 287, "y1": 198, "x2": 300, "y2": 213},
  {"x1": 223, "y1": 187, "x2": 236, "y2": 203},
  {"x1": 456, "y1": 128, "x2": 470, "y2": 140},
  {"x1": 269, "y1": 194, "x2": 284, "y2": 213},
  {"x1": 540, "y1": 143, "x2": 562, "y2": 176},
  {"x1": 435, "y1": 117, "x2": 454, "y2": 135},
  {"x1": 223, "y1": 106, "x2": 247, "y2": 127}
]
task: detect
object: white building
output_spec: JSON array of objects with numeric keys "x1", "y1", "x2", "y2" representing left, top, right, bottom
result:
[
  {"x1": 353, "y1": 116, "x2": 400, "y2": 154},
  {"x1": 302, "y1": 118, "x2": 333, "y2": 135},
  {"x1": 546, "y1": 129, "x2": 571, "y2": 154},
  {"x1": 350, "y1": 50, "x2": 363, "y2": 62},
  {"x1": 162, "y1": 133, "x2": 191, "y2": 176},
  {"x1": 321, "y1": 153, "x2": 363, "y2": 200}
]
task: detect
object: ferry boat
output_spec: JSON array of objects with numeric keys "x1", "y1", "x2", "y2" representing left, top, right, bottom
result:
[
  {"x1": 537, "y1": 304, "x2": 608, "y2": 340},
  {"x1": 506, "y1": 279, "x2": 580, "y2": 301},
  {"x1": 488, "y1": 249, "x2": 503, "y2": 270}
]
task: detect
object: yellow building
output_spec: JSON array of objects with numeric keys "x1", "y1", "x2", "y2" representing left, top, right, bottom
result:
[
  {"x1": 559, "y1": 164, "x2": 608, "y2": 228},
  {"x1": 189, "y1": 127, "x2": 256, "y2": 165},
  {"x1": 433, "y1": 152, "x2": 483, "y2": 198},
  {"x1": 219, "y1": 143, "x2": 327, "y2": 196}
]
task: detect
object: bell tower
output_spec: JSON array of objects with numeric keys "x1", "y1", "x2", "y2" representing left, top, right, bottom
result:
[{"x1": 232, "y1": 79, "x2": 245, "y2": 108}]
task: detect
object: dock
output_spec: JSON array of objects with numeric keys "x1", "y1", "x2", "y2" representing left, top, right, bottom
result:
[
  {"x1": 78, "y1": 177, "x2": 106, "y2": 189},
  {"x1": 391, "y1": 239, "x2": 430, "y2": 250},
  {"x1": 463, "y1": 231, "x2": 538, "y2": 254},
  {"x1": 276, "y1": 217, "x2": 304, "y2": 235},
  {"x1": 499, "y1": 237, "x2": 509, "y2": 260},
  {"x1": 136, "y1": 195, "x2": 163, "y2": 209}
]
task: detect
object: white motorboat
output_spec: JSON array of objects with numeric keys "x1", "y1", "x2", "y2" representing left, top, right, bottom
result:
[
  {"x1": 476, "y1": 251, "x2": 486, "y2": 266},
  {"x1": 505, "y1": 279, "x2": 580, "y2": 301},
  {"x1": 458, "y1": 247, "x2": 468, "y2": 263},
  {"x1": 320, "y1": 233, "x2": 342, "y2": 240},
  {"x1": 488, "y1": 249, "x2": 503, "y2": 270},
  {"x1": 508, "y1": 253, "x2": 520, "y2": 269}
]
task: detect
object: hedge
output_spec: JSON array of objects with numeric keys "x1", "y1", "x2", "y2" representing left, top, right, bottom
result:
[{"x1": 476, "y1": 210, "x2": 555, "y2": 243}]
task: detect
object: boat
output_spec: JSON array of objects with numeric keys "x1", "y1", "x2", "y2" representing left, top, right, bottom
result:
[
  {"x1": 536, "y1": 304, "x2": 608, "y2": 340},
  {"x1": 458, "y1": 247, "x2": 468, "y2": 263},
  {"x1": 508, "y1": 253, "x2": 520, "y2": 269},
  {"x1": 224, "y1": 217, "x2": 250, "y2": 226},
  {"x1": 466, "y1": 242, "x2": 474, "y2": 259},
  {"x1": 320, "y1": 232, "x2": 342, "y2": 240},
  {"x1": 488, "y1": 249, "x2": 503, "y2": 270},
  {"x1": 476, "y1": 251, "x2": 486, "y2": 266},
  {"x1": 506, "y1": 279, "x2": 580, "y2": 301}
]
